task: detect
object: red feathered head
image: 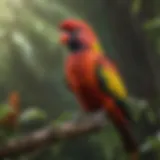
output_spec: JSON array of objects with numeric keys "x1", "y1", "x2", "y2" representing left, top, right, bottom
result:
[{"x1": 59, "y1": 19, "x2": 102, "y2": 53}]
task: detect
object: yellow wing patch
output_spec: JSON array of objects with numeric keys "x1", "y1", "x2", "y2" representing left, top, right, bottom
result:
[{"x1": 100, "y1": 67, "x2": 128, "y2": 99}]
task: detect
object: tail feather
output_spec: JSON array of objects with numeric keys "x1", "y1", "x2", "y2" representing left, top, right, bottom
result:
[
  {"x1": 116, "y1": 99, "x2": 133, "y2": 123},
  {"x1": 105, "y1": 102, "x2": 138, "y2": 154},
  {"x1": 115, "y1": 120, "x2": 138, "y2": 153},
  {"x1": 116, "y1": 122, "x2": 139, "y2": 160}
]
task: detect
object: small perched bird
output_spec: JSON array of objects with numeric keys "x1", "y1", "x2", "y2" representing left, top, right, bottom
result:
[
  {"x1": 59, "y1": 19, "x2": 139, "y2": 159},
  {"x1": 0, "y1": 91, "x2": 20, "y2": 129}
]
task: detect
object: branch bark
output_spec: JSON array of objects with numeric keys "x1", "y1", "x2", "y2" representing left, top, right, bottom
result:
[{"x1": 0, "y1": 113, "x2": 107, "y2": 158}]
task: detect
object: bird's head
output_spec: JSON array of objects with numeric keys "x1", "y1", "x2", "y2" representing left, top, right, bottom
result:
[{"x1": 59, "y1": 19, "x2": 103, "y2": 53}]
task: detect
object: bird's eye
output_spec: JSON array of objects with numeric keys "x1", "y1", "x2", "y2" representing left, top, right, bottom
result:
[{"x1": 68, "y1": 29, "x2": 85, "y2": 51}]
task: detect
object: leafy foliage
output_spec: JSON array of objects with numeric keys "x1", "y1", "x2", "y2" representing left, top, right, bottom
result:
[{"x1": 0, "y1": 104, "x2": 13, "y2": 121}]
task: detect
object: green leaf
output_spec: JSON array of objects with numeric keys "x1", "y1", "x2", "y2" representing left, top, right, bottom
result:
[
  {"x1": 144, "y1": 18, "x2": 160, "y2": 30},
  {"x1": 141, "y1": 133, "x2": 160, "y2": 152},
  {"x1": 0, "y1": 104, "x2": 13, "y2": 120},
  {"x1": 94, "y1": 125, "x2": 122, "y2": 159},
  {"x1": 131, "y1": 0, "x2": 142, "y2": 15},
  {"x1": 126, "y1": 98, "x2": 149, "y2": 122},
  {"x1": 57, "y1": 112, "x2": 73, "y2": 120},
  {"x1": 52, "y1": 111, "x2": 79, "y2": 126},
  {"x1": 146, "y1": 110, "x2": 157, "y2": 124},
  {"x1": 19, "y1": 107, "x2": 47, "y2": 123}
]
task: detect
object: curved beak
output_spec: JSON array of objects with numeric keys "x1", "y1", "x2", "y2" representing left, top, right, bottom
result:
[{"x1": 59, "y1": 32, "x2": 70, "y2": 45}]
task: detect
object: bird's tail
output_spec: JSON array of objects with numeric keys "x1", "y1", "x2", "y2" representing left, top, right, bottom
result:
[
  {"x1": 104, "y1": 100, "x2": 139, "y2": 159},
  {"x1": 116, "y1": 99, "x2": 134, "y2": 123},
  {"x1": 113, "y1": 117, "x2": 138, "y2": 153},
  {"x1": 116, "y1": 121, "x2": 139, "y2": 160}
]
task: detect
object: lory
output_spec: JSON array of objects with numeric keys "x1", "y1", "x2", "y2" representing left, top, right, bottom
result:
[{"x1": 59, "y1": 19, "x2": 139, "y2": 159}]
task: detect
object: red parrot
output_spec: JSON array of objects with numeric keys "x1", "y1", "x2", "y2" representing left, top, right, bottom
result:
[
  {"x1": 59, "y1": 19, "x2": 139, "y2": 159},
  {"x1": 0, "y1": 91, "x2": 20, "y2": 129}
]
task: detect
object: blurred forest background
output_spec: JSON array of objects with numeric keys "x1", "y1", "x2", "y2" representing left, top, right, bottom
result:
[{"x1": 0, "y1": 0, "x2": 160, "y2": 159}]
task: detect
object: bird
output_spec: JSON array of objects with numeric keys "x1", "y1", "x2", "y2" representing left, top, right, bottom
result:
[
  {"x1": 0, "y1": 91, "x2": 20, "y2": 129},
  {"x1": 59, "y1": 19, "x2": 139, "y2": 159}
]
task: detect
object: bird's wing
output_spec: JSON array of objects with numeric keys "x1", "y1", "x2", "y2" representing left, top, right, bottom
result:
[
  {"x1": 95, "y1": 57, "x2": 134, "y2": 122},
  {"x1": 96, "y1": 57, "x2": 128, "y2": 100}
]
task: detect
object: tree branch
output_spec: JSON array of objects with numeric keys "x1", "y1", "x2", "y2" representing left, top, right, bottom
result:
[{"x1": 0, "y1": 112, "x2": 107, "y2": 158}]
